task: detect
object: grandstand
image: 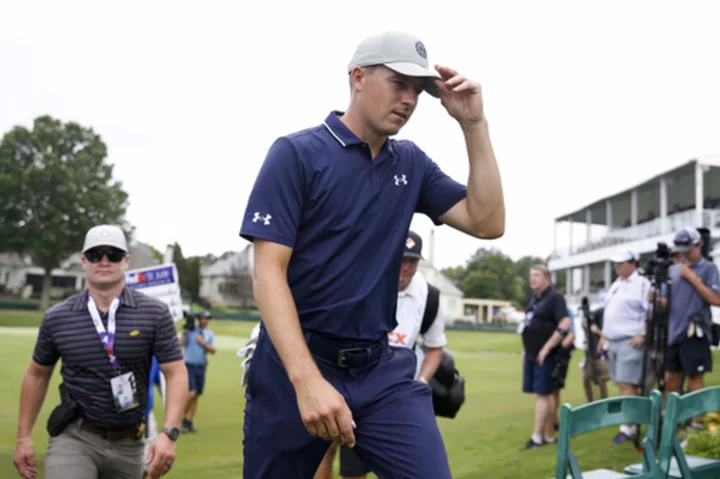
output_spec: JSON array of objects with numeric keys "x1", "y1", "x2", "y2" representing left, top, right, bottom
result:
[{"x1": 548, "y1": 153, "x2": 720, "y2": 324}]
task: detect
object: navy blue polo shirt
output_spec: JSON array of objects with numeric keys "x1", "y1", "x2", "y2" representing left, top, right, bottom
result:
[{"x1": 239, "y1": 111, "x2": 467, "y2": 340}]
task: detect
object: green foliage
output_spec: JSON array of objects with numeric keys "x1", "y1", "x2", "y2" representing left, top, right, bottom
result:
[
  {"x1": 0, "y1": 116, "x2": 131, "y2": 309},
  {"x1": 148, "y1": 244, "x2": 164, "y2": 264},
  {"x1": 172, "y1": 242, "x2": 189, "y2": 296},
  {"x1": 186, "y1": 256, "x2": 202, "y2": 302},
  {"x1": 441, "y1": 247, "x2": 550, "y2": 308},
  {"x1": 685, "y1": 429, "x2": 720, "y2": 459},
  {"x1": 169, "y1": 245, "x2": 202, "y2": 302}
]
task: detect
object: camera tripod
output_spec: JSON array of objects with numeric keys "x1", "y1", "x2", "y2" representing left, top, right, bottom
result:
[{"x1": 635, "y1": 266, "x2": 671, "y2": 450}]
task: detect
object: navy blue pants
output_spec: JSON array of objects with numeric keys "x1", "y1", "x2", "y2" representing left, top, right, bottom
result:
[{"x1": 242, "y1": 328, "x2": 451, "y2": 479}]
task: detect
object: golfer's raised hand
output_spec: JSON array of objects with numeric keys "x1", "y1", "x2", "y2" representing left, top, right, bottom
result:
[
  {"x1": 295, "y1": 375, "x2": 356, "y2": 447},
  {"x1": 433, "y1": 65, "x2": 485, "y2": 127}
]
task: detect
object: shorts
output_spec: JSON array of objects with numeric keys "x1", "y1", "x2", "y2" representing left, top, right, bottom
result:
[
  {"x1": 186, "y1": 363, "x2": 206, "y2": 395},
  {"x1": 607, "y1": 338, "x2": 644, "y2": 386},
  {"x1": 523, "y1": 356, "x2": 556, "y2": 395},
  {"x1": 582, "y1": 357, "x2": 610, "y2": 385},
  {"x1": 340, "y1": 444, "x2": 371, "y2": 477},
  {"x1": 666, "y1": 336, "x2": 713, "y2": 377}
]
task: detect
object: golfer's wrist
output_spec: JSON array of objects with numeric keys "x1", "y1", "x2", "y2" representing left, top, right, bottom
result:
[{"x1": 289, "y1": 364, "x2": 323, "y2": 388}]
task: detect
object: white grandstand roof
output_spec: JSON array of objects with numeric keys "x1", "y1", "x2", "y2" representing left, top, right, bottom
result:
[{"x1": 556, "y1": 153, "x2": 720, "y2": 223}]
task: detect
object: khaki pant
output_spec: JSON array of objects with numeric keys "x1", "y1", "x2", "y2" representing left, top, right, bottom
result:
[
  {"x1": 45, "y1": 419, "x2": 144, "y2": 479},
  {"x1": 582, "y1": 357, "x2": 610, "y2": 385}
]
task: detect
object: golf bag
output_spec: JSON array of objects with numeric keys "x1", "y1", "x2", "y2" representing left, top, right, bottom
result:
[{"x1": 420, "y1": 284, "x2": 466, "y2": 419}]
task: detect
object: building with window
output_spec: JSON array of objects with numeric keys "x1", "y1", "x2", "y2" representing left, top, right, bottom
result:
[{"x1": 0, "y1": 240, "x2": 161, "y2": 299}]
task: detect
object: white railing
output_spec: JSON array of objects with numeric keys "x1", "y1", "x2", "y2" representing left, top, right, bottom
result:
[{"x1": 553, "y1": 209, "x2": 719, "y2": 258}]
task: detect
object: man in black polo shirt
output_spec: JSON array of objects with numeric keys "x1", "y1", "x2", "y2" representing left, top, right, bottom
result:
[
  {"x1": 520, "y1": 265, "x2": 572, "y2": 449},
  {"x1": 13, "y1": 225, "x2": 188, "y2": 479}
]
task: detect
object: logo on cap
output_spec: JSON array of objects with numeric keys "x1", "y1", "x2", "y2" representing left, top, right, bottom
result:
[
  {"x1": 406, "y1": 237, "x2": 416, "y2": 250},
  {"x1": 415, "y1": 41, "x2": 427, "y2": 59}
]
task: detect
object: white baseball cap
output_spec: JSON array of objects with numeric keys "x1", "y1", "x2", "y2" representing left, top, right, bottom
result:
[
  {"x1": 610, "y1": 250, "x2": 639, "y2": 263},
  {"x1": 347, "y1": 31, "x2": 442, "y2": 97},
  {"x1": 82, "y1": 224, "x2": 129, "y2": 253}
]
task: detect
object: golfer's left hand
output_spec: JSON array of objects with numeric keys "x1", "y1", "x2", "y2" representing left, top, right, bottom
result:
[
  {"x1": 433, "y1": 65, "x2": 485, "y2": 127},
  {"x1": 145, "y1": 433, "x2": 176, "y2": 478}
]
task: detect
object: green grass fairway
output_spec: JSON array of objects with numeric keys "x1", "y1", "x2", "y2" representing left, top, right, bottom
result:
[{"x1": 1, "y1": 312, "x2": 718, "y2": 478}]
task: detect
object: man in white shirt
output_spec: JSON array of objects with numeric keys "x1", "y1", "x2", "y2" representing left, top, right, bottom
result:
[
  {"x1": 598, "y1": 250, "x2": 651, "y2": 444},
  {"x1": 313, "y1": 231, "x2": 447, "y2": 479}
]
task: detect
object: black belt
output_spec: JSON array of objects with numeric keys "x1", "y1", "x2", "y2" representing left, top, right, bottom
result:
[
  {"x1": 307, "y1": 333, "x2": 386, "y2": 369},
  {"x1": 80, "y1": 418, "x2": 144, "y2": 441}
]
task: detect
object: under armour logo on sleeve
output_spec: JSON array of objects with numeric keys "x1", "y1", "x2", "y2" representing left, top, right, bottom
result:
[
  {"x1": 394, "y1": 174, "x2": 408, "y2": 186},
  {"x1": 252, "y1": 212, "x2": 272, "y2": 225}
]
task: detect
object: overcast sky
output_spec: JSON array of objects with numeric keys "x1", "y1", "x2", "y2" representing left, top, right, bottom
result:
[{"x1": 2, "y1": 1, "x2": 719, "y2": 270}]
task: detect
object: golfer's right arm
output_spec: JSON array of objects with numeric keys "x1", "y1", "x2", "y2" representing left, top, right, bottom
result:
[
  {"x1": 252, "y1": 239, "x2": 321, "y2": 385},
  {"x1": 252, "y1": 239, "x2": 355, "y2": 446}
]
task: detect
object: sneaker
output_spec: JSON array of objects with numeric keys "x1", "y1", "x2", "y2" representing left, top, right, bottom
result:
[
  {"x1": 521, "y1": 438, "x2": 545, "y2": 450},
  {"x1": 612, "y1": 432, "x2": 631, "y2": 444},
  {"x1": 181, "y1": 419, "x2": 197, "y2": 434}
]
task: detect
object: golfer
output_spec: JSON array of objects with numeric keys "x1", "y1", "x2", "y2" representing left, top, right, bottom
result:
[{"x1": 239, "y1": 30, "x2": 505, "y2": 479}]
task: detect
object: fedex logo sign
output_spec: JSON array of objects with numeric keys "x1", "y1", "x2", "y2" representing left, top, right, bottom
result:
[
  {"x1": 126, "y1": 272, "x2": 148, "y2": 285},
  {"x1": 125, "y1": 266, "x2": 175, "y2": 289}
]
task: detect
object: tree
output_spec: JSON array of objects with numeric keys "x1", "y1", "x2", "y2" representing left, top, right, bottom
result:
[
  {"x1": 185, "y1": 256, "x2": 202, "y2": 303},
  {"x1": 441, "y1": 248, "x2": 553, "y2": 309},
  {"x1": 171, "y1": 242, "x2": 190, "y2": 297},
  {"x1": 148, "y1": 244, "x2": 164, "y2": 264},
  {"x1": 0, "y1": 116, "x2": 130, "y2": 310}
]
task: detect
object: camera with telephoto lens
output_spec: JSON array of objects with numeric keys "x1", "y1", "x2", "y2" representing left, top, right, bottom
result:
[
  {"x1": 644, "y1": 242, "x2": 671, "y2": 283},
  {"x1": 183, "y1": 310, "x2": 212, "y2": 332},
  {"x1": 183, "y1": 311, "x2": 198, "y2": 332}
]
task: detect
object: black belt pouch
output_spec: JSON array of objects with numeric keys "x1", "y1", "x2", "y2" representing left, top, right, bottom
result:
[{"x1": 46, "y1": 383, "x2": 80, "y2": 437}]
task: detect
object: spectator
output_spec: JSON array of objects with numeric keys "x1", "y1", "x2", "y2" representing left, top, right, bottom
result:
[
  {"x1": 520, "y1": 265, "x2": 572, "y2": 449},
  {"x1": 13, "y1": 224, "x2": 187, "y2": 479}
]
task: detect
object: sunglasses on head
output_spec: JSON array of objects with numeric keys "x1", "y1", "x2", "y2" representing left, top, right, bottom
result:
[{"x1": 84, "y1": 247, "x2": 126, "y2": 263}]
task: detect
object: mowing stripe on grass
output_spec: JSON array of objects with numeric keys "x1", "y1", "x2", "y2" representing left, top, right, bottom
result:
[{"x1": 0, "y1": 327, "x2": 524, "y2": 358}]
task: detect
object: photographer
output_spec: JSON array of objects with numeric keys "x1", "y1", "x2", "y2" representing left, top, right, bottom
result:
[
  {"x1": 179, "y1": 311, "x2": 216, "y2": 434},
  {"x1": 663, "y1": 227, "x2": 720, "y2": 427}
]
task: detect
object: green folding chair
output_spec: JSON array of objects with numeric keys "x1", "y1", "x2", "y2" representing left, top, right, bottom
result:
[
  {"x1": 654, "y1": 386, "x2": 720, "y2": 479},
  {"x1": 554, "y1": 390, "x2": 662, "y2": 479}
]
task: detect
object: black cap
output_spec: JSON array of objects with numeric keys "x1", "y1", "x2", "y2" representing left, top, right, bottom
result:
[
  {"x1": 403, "y1": 231, "x2": 424, "y2": 259},
  {"x1": 199, "y1": 311, "x2": 212, "y2": 319}
]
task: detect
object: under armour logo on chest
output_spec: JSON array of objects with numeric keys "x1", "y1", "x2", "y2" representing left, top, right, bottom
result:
[
  {"x1": 252, "y1": 212, "x2": 272, "y2": 225},
  {"x1": 394, "y1": 174, "x2": 408, "y2": 186}
]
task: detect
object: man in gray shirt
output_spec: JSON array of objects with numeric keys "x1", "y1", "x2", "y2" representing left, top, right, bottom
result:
[{"x1": 665, "y1": 227, "x2": 720, "y2": 425}]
